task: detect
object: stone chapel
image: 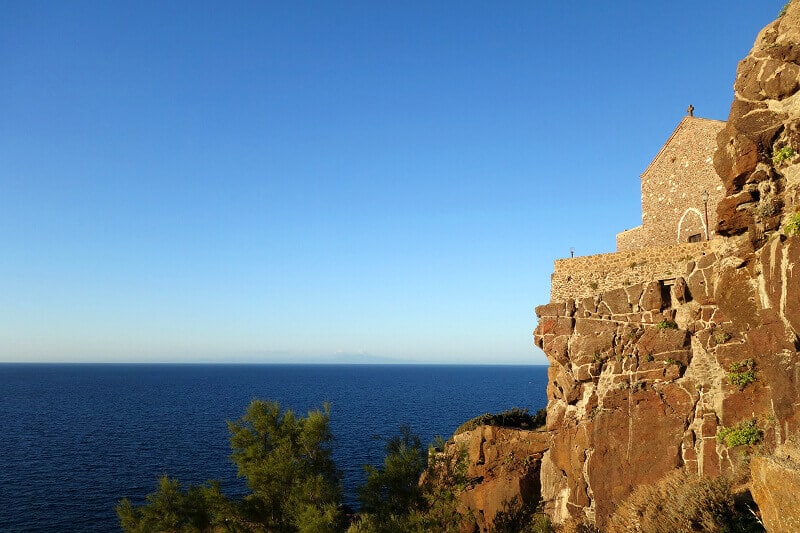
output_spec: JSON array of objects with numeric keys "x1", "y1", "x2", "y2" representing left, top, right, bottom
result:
[{"x1": 616, "y1": 113, "x2": 726, "y2": 251}]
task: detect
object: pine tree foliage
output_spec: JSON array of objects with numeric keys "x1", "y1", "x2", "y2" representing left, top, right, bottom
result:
[{"x1": 116, "y1": 400, "x2": 343, "y2": 533}]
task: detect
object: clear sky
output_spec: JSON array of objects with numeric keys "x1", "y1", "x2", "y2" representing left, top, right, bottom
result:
[{"x1": 1, "y1": 1, "x2": 785, "y2": 364}]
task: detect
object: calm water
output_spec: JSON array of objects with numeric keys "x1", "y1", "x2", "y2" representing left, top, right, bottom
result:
[{"x1": 0, "y1": 364, "x2": 548, "y2": 532}]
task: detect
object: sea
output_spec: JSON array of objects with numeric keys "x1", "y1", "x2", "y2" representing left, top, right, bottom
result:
[{"x1": 0, "y1": 363, "x2": 549, "y2": 532}]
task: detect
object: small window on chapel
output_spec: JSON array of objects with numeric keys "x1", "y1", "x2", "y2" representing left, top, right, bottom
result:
[{"x1": 688, "y1": 233, "x2": 703, "y2": 243}]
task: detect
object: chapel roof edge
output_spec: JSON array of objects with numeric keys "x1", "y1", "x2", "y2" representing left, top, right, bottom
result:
[{"x1": 638, "y1": 115, "x2": 726, "y2": 179}]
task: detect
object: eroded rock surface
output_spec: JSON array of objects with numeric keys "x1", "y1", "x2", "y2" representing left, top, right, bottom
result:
[
  {"x1": 750, "y1": 442, "x2": 800, "y2": 532},
  {"x1": 446, "y1": 426, "x2": 550, "y2": 533}
]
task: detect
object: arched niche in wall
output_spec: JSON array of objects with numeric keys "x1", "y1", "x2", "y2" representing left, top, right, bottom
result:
[{"x1": 677, "y1": 207, "x2": 707, "y2": 243}]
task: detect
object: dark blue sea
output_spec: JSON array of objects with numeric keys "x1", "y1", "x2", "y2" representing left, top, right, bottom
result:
[{"x1": 0, "y1": 364, "x2": 548, "y2": 532}]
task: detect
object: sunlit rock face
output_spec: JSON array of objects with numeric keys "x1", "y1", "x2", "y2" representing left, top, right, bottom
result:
[
  {"x1": 534, "y1": 3, "x2": 800, "y2": 528},
  {"x1": 433, "y1": 426, "x2": 549, "y2": 533}
]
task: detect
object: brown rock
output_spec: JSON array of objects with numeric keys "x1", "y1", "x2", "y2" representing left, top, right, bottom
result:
[
  {"x1": 717, "y1": 190, "x2": 756, "y2": 235},
  {"x1": 713, "y1": 129, "x2": 760, "y2": 192},
  {"x1": 672, "y1": 276, "x2": 688, "y2": 304},
  {"x1": 763, "y1": 61, "x2": 800, "y2": 100},
  {"x1": 635, "y1": 326, "x2": 690, "y2": 359},
  {"x1": 550, "y1": 364, "x2": 580, "y2": 404},
  {"x1": 746, "y1": 309, "x2": 796, "y2": 354},
  {"x1": 700, "y1": 414, "x2": 721, "y2": 477},
  {"x1": 729, "y1": 105, "x2": 786, "y2": 150},
  {"x1": 570, "y1": 318, "x2": 617, "y2": 359},
  {"x1": 734, "y1": 57, "x2": 771, "y2": 101},
  {"x1": 588, "y1": 386, "x2": 692, "y2": 528},
  {"x1": 530, "y1": 4, "x2": 800, "y2": 528},
  {"x1": 750, "y1": 451, "x2": 800, "y2": 532},
  {"x1": 578, "y1": 296, "x2": 598, "y2": 317},
  {"x1": 535, "y1": 317, "x2": 574, "y2": 338},
  {"x1": 757, "y1": 235, "x2": 784, "y2": 310},
  {"x1": 640, "y1": 281, "x2": 663, "y2": 311},
  {"x1": 714, "y1": 265, "x2": 760, "y2": 331},
  {"x1": 735, "y1": 57, "x2": 800, "y2": 101},
  {"x1": 450, "y1": 427, "x2": 550, "y2": 533},
  {"x1": 698, "y1": 253, "x2": 717, "y2": 270},
  {"x1": 785, "y1": 238, "x2": 800, "y2": 336},
  {"x1": 602, "y1": 287, "x2": 632, "y2": 315},
  {"x1": 541, "y1": 334, "x2": 570, "y2": 366},
  {"x1": 624, "y1": 283, "x2": 644, "y2": 309},
  {"x1": 536, "y1": 302, "x2": 566, "y2": 318},
  {"x1": 687, "y1": 268, "x2": 715, "y2": 305}
]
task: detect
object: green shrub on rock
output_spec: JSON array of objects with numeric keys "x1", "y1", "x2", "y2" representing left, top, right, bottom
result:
[
  {"x1": 454, "y1": 407, "x2": 546, "y2": 436},
  {"x1": 728, "y1": 359, "x2": 756, "y2": 390},
  {"x1": 785, "y1": 211, "x2": 800, "y2": 236},
  {"x1": 717, "y1": 419, "x2": 762, "y2": 448},
  {"x1": 772, "y1": 145, "x2": 795, "y2": 165}
]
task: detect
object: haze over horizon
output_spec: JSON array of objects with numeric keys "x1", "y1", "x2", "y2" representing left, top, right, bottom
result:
[{"x1": 1, "y1": 1, "x2": 785, "y2": 364}]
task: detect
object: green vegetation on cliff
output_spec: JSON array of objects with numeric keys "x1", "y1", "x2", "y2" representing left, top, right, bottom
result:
[
  {"x1": 717, "y1": 420, "x2": 763, "y2": 448},
  {"x1": 117, "y1": 400, "x2": 344, "y2": 532},
  {"x1": 785, "y1": 210, "x2": 800, "y2": 236},
  {"x1": 117, "y1": 401, "x2": 483, "y2": 533},
  {"x1": 454, "y1": 407, "x2": 547, "y2": 436},
  {"x1": 349, "y1": 432, "x2": 468, "y2": 533}
]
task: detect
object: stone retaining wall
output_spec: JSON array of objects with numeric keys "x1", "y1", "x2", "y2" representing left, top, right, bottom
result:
[{"x1": 551, "y1": 240, "x2": 721, "y2": 301}]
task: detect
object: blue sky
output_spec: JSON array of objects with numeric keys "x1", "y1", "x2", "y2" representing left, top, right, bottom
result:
[{"x1": 1, "y1": 1, "x2": 784, "y2": 364}]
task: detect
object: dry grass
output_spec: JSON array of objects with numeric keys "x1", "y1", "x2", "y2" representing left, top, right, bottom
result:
[{"x1": 607, "y1": 469, "x2": 762, "y2": 533}]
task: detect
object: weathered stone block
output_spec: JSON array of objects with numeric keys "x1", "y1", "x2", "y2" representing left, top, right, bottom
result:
[
  {"x1": 717, "y1": 190, "x2": 757, "y2": 235},
  {"x1": 540, "y1": 317, "x2": 575, "y2": 337},
  {"x1": 696, "y1": 253, "x2": 717, "y2": 270},
  {"x1": 587, "y1": 386, "x2": 690, "y2": 528},
  {"x1": 687, "y1": 269, "x2": 714, "y2": 305},
  {"x1": 672, "y1": 276, "x2": 689, "y2": 304},
  {"x1": 763, "y1": 61, "x2": 800, "y2": 100},
  {"x1": 636, "y1": 326, "x2": 690, "y2": 359},
  {"x1": 751, "y1": 452, "x2": 800, "y2": 533},
  {"x1": 715, "y1": 265, "x2": 760, "y2": 331},
  {"x1": 714, "y1": 130, "x2": 760, "y2": 192},
  {"x1": 550, "y1": 365, "x2": 580, "y2": 404},
  {"x1": 542, "y1": 335, "x2": 570, "y2": 366},
  {"x1": 640, "y1": 281, "x2": 663, "y2": 311},
  {"x1": 602, "y1": 287, "x2": 632, "y2": 315},
  {"x1": 578, "y1": 297, "x2": 597, "y2": 316},
  {"x1": 571, "y1": 319, "x2": 617, "y2": 359},
  {"x1": 746, "y1": 311, "x2": 796, "y2": 354},
  {"x1": 536, "y1": 302, "x2": 566, "y2": 318}
]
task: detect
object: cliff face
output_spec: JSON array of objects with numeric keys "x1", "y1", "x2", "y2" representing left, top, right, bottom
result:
[
  {"x1": 534, "y1": 3, "x2": 800, "y2": 529},
  {"x1": 450, "y1": 427, "x2": 549, "y2": 533}
]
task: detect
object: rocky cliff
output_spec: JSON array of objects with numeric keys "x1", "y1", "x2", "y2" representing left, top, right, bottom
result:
[
  {"x1": 450, "y1": 426, "x2": 549, "y2": 532},
  {"x1": 534, "y1": 3, "x2": 800, "y2": 530}
]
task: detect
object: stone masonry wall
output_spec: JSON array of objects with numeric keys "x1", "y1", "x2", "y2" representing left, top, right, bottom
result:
[
  {"x1": 535, "y1": 235, "x2": 800, "y2": 528},
  {"x1": 551, "y1": 240, "x2": 720, "y2": 301},
  {"x1": 616, "y1": 117, "x2": 727, "y2": 251},
  {"x1": 615, "y1": 225, "x2": 647, "y2": 251}
]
